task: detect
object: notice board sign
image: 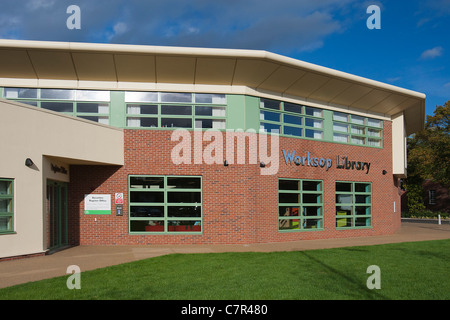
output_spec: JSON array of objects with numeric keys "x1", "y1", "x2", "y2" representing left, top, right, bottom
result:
[
  {"x1": 84, "y1": 194, "x2": 111, "y2": 215},
  {"x1": 115, "y1": 193, "x2": 123, "y2": 204}
]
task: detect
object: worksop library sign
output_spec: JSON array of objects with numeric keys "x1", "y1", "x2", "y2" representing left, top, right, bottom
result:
[{"x1": 282, "y1": 149, "x2": 371, "y2": 174}]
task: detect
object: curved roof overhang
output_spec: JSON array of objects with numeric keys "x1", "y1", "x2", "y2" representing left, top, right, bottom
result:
[{"x1": 0, "y1": 39, "x2": 425, "y2": 134}]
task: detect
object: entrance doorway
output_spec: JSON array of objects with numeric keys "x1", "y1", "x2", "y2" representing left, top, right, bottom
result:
[{"x1": 47, "y1": 180, "x2": 68, "y2": 250}]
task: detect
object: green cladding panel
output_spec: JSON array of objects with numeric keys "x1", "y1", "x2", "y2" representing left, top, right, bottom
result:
[
  {"x1": 109, "y1": 90, "x2": 126, "y2": 128},
  {"x1": 322, "y1": 109, "x2": 334, "y2": 141},
  {"x1": 226, "y1": 94, "x2": 260, "y2": 131}
]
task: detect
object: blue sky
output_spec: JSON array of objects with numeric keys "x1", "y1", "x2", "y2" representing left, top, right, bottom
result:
[{"x1": 0, "y1": 0, "x2": 448, "y2": 116}]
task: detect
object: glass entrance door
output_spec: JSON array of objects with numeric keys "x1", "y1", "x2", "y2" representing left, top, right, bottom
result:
[{"x1": 47, "y1": 180, "x2": 68, "y2": 250}]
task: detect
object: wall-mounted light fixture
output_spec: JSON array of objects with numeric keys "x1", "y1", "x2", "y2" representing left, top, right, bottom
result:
[
  {"x1": 382, "y1": 170, "x2": 387, "y2": 175},
  {"x1": 260, "y1": 162, "x2": 265, "y2": 168},
  {"x1": 224, "y1": 160, "x2": 229, "y2": 167},
  {"x1": 25, "y1": 158, "x2": 34, "y2": 167}
]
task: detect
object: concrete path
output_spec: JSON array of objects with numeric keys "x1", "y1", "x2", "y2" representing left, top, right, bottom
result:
[{"x1": 0, "y1": 221, "x2": 449, "y2": 289}]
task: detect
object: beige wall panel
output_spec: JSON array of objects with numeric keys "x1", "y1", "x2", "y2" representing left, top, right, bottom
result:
[
  {"x1": 0, "y1": 50, "x2": 36, "y2": 79},
  {"x1": 371, "y1": 94, "x2": 408, "y2": 114},
  {"x1": 258, "y1": 66, "x2": 305, "y2": 93},
  {"x1": 114, "y1": 54, "x2": 156, "y2": 82},
  {"x1": 0, "y1": 100, "x2": 123, "y2": 258},
  {"x1": 392, "y1": 112, "x2": 406, "y2": 177},
  {"x1": 232, "y1": 59, "x2": 278, "y2": 87},
  {"x1": 351, "y1": 89, "x2": 391, "y2": 110},
  {"x1": 388, "y1": 97, "x2": 418, "y2": 115},
  {"x1": 28, "y1": 51, "x2": 77, "y2": 80},
  {"x1": 72, "y1": 53, "x2": 117, "y2": 81},
  {"x1": 404, "y1": 106, "x2": 424, "y2": 136},
  {"x1": 156, "y1": 56, "x2": 196, "y2": 84},
  {"x1": 308, "y1": 78, "x2": 353, "y2": 103},
  {"x1": 330, "y1": 83, "x2": 373, "y2": 106},
  {"x1": 195, "y1": 58, "x2": 236, "y2": 85},
  {"x1": 284, "y1": 72, "x2": 329, "y2": 98},
  {"x1": 0, "y1": 154, "x2": 44, "y2": 258}
]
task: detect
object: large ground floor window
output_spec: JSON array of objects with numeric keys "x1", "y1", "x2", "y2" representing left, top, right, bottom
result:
[
  {"x1": 0, "y1": 178, "x2": 14, "y2": 233},
  {"x1": 129, "y1": 175, "x2": 202, "y2": 233},
  {"x1": 278, "y1": 178, "x2": 323, "y2": 231},
  {"x1": 335, "y1": 181, "x2": 372, "y2": 229}
]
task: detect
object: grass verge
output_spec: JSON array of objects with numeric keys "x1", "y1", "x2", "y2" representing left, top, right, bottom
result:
[{"x1": 0, "y1": 239, "x2": 449, "y2": 300}]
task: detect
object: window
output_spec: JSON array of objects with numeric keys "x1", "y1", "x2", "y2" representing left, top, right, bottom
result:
[
  {"x1": 76, "y1": 90, "x2": 110, "y2": 102},
  {"x1": 429, "y1": 190, "x2": 436, "y2": 205},
  {"x1": 260, "y1": 98, "x2": 324, "y2": 140},
  {"x1": 335, "y1": 182, "x2": 372, "y2": 229},
  {"x1": 278, "y1": 179, "x2": 323, "y2": 231},
  {"x1": 332, "y1": 112, "x2": 382, "y2": 147},
  {"x1": 4, "y1": 88, "x2": 37, "y2": 99},
  {"x1": 195, "y1": 93, "x2": 227, "y2": 104},
  {"x1": 41, "y1": 89, "x2": 75, "y2": 100},
  {"x1": 129, "y1": 176, "x2": 202, "y2": 233},
  {"x1": 0, "y1": 179, "x2": 14, "y2": 233},
  {"x1": 125, "y1": 92, "x2": 226, "y2": 129},
  {"x1": 125, "y1": 91, "x2": 158, "y2": 103},
  {"x1": 41, "y1": 101, "x2": 73, "y2": 113},
  {"x1": 77, "y1": 102, "x2": 109, "y2": 125},
  {"x1": 3, "y1": 88, "x2": 111, "y2": 125}
]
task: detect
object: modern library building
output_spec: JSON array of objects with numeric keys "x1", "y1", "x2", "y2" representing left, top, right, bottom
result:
[{"x1": 0, "y1": 40, "x2": 425, "y2": 259}]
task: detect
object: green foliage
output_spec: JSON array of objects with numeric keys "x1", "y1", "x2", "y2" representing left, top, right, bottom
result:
[
  {"x1": 404, "y1": 182, "x2": 426, "y2": 215},
  {"x1": 404, "y1": 101, "x2": 450, "y2": 216},
  {"x1": 407, "y1": 101, "x2": 450, "y2": 188},
  {"x1": 402, "y1": 209, "x2": 449, "y2": 219}
]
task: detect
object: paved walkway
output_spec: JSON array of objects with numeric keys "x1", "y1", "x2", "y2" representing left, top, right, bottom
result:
[{"x1": 1, "y1": 221, "x2": 449, "y2": 289}]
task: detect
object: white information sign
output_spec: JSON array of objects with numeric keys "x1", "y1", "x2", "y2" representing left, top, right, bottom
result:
[{"x1": 84, "y1": 194, "x2": 111, "y2": 215}]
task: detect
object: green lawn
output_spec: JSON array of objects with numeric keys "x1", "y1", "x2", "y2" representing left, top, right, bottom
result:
[{"x1": 1, "y1": 239, "x2": 449, "y2": 300}]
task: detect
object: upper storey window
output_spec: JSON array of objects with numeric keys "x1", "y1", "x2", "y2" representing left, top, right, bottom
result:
[
  {"x1": 125, "y1": 92, "x2": 226, "y2": 130},
  {"x1": 259, "y1": 98, "x2": 324, "y2": 140},
  {"x1": 259, "y1": 97, "x2": 383, "y2": 148},
  {"x1": 332, "y1": 112, "x2": 383, "y2": 147},
  {"x1": 3, "y1": 88, "x2": 110, "y2": 125}
]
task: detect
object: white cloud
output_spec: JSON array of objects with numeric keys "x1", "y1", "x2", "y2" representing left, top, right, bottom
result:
[
  {"x1": 420, "y1": 46, "x2": 444, "y2": 60},
  {"x1": 104, "y1": 0, "x2": 356, "y2": 54},
  {"x1": 387, "y1": 77, "x2": 401, "y2": 83},
  {"x1": 26, "y1": 0, "x2": 56, "y2": 11},
  {"x1": 0, "y1": 0, "x2": 357, "y2": 54},
  {"x1": 113, "y1": 22, "x2": 127, "y2": 35}
]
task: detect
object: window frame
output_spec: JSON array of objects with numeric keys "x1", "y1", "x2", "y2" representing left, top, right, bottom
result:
[
  {"x1": 335, "y1": 181, "x2": 372, "y2": 229},
  {"x1": 2, "y1": 88, "x2": 111, "y2": 125},
  {"x1": 128, "y1": 175, "x2": 203, "y2": 234},
  {"x1": 0, "y1": 178, "x2": 14, "y2": 234},
  {"x1": 332, "y1": 112, "x2": 383, "y2": 148},
  {"x1": 260, "y1": 98, "x2": 324, "y2": 141},
  {"x1": 125, "y1": 92, "x2": 227, "y2": 130},
  {"x1": 428, "y1": 190, "x2": 436, "y2": 205},
  {"x1": 278, "y1": 178, "x2": 324, "y2": 232}
]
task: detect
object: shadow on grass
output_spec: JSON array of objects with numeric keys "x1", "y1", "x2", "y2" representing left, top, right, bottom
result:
[{"x1": 299, "y1": 251, "x2": 389, "y2": 300}]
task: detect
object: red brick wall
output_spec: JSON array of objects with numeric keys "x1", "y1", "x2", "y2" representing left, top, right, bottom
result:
[
  {"x1": 68, "y1": 121, "x2": 400, "y2": 246},
  {"x1": 422, "y1": 180, "x2": 450, "y2": 213}
]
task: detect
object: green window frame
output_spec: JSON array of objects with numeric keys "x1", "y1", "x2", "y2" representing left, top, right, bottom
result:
[
  {"x1": 335, "y1": 181, "x2": 372, "y2": 229},
  {"x1": 2, "y1": 88, "x2": 111, "y2": 125},
  {"x1": 278, "y1": 178, "x2": 323, "y2": 232},
  {"x1": 260, "y1": 98, "x2": 324, "y2": 140},
  {"x1": 128, "y1": 175, "x2": 202, "y2": 234},
  {"x1": 0, "y1": 178, "x2": 14, "y2": 234},
  {"x1": 332, "y1": 112, "x2": 383, "y2": 148},
  {"x1": 125, "y1": 92, "x2": 227, "y2": 130}
]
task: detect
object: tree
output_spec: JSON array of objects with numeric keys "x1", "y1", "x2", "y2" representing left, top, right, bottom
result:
[
  {"x1": 407, "y1": 101, "x2": 450, "y2": 188},
  {"x1": 404, "y1": 101, "x2": 450, "y2": 214}
]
